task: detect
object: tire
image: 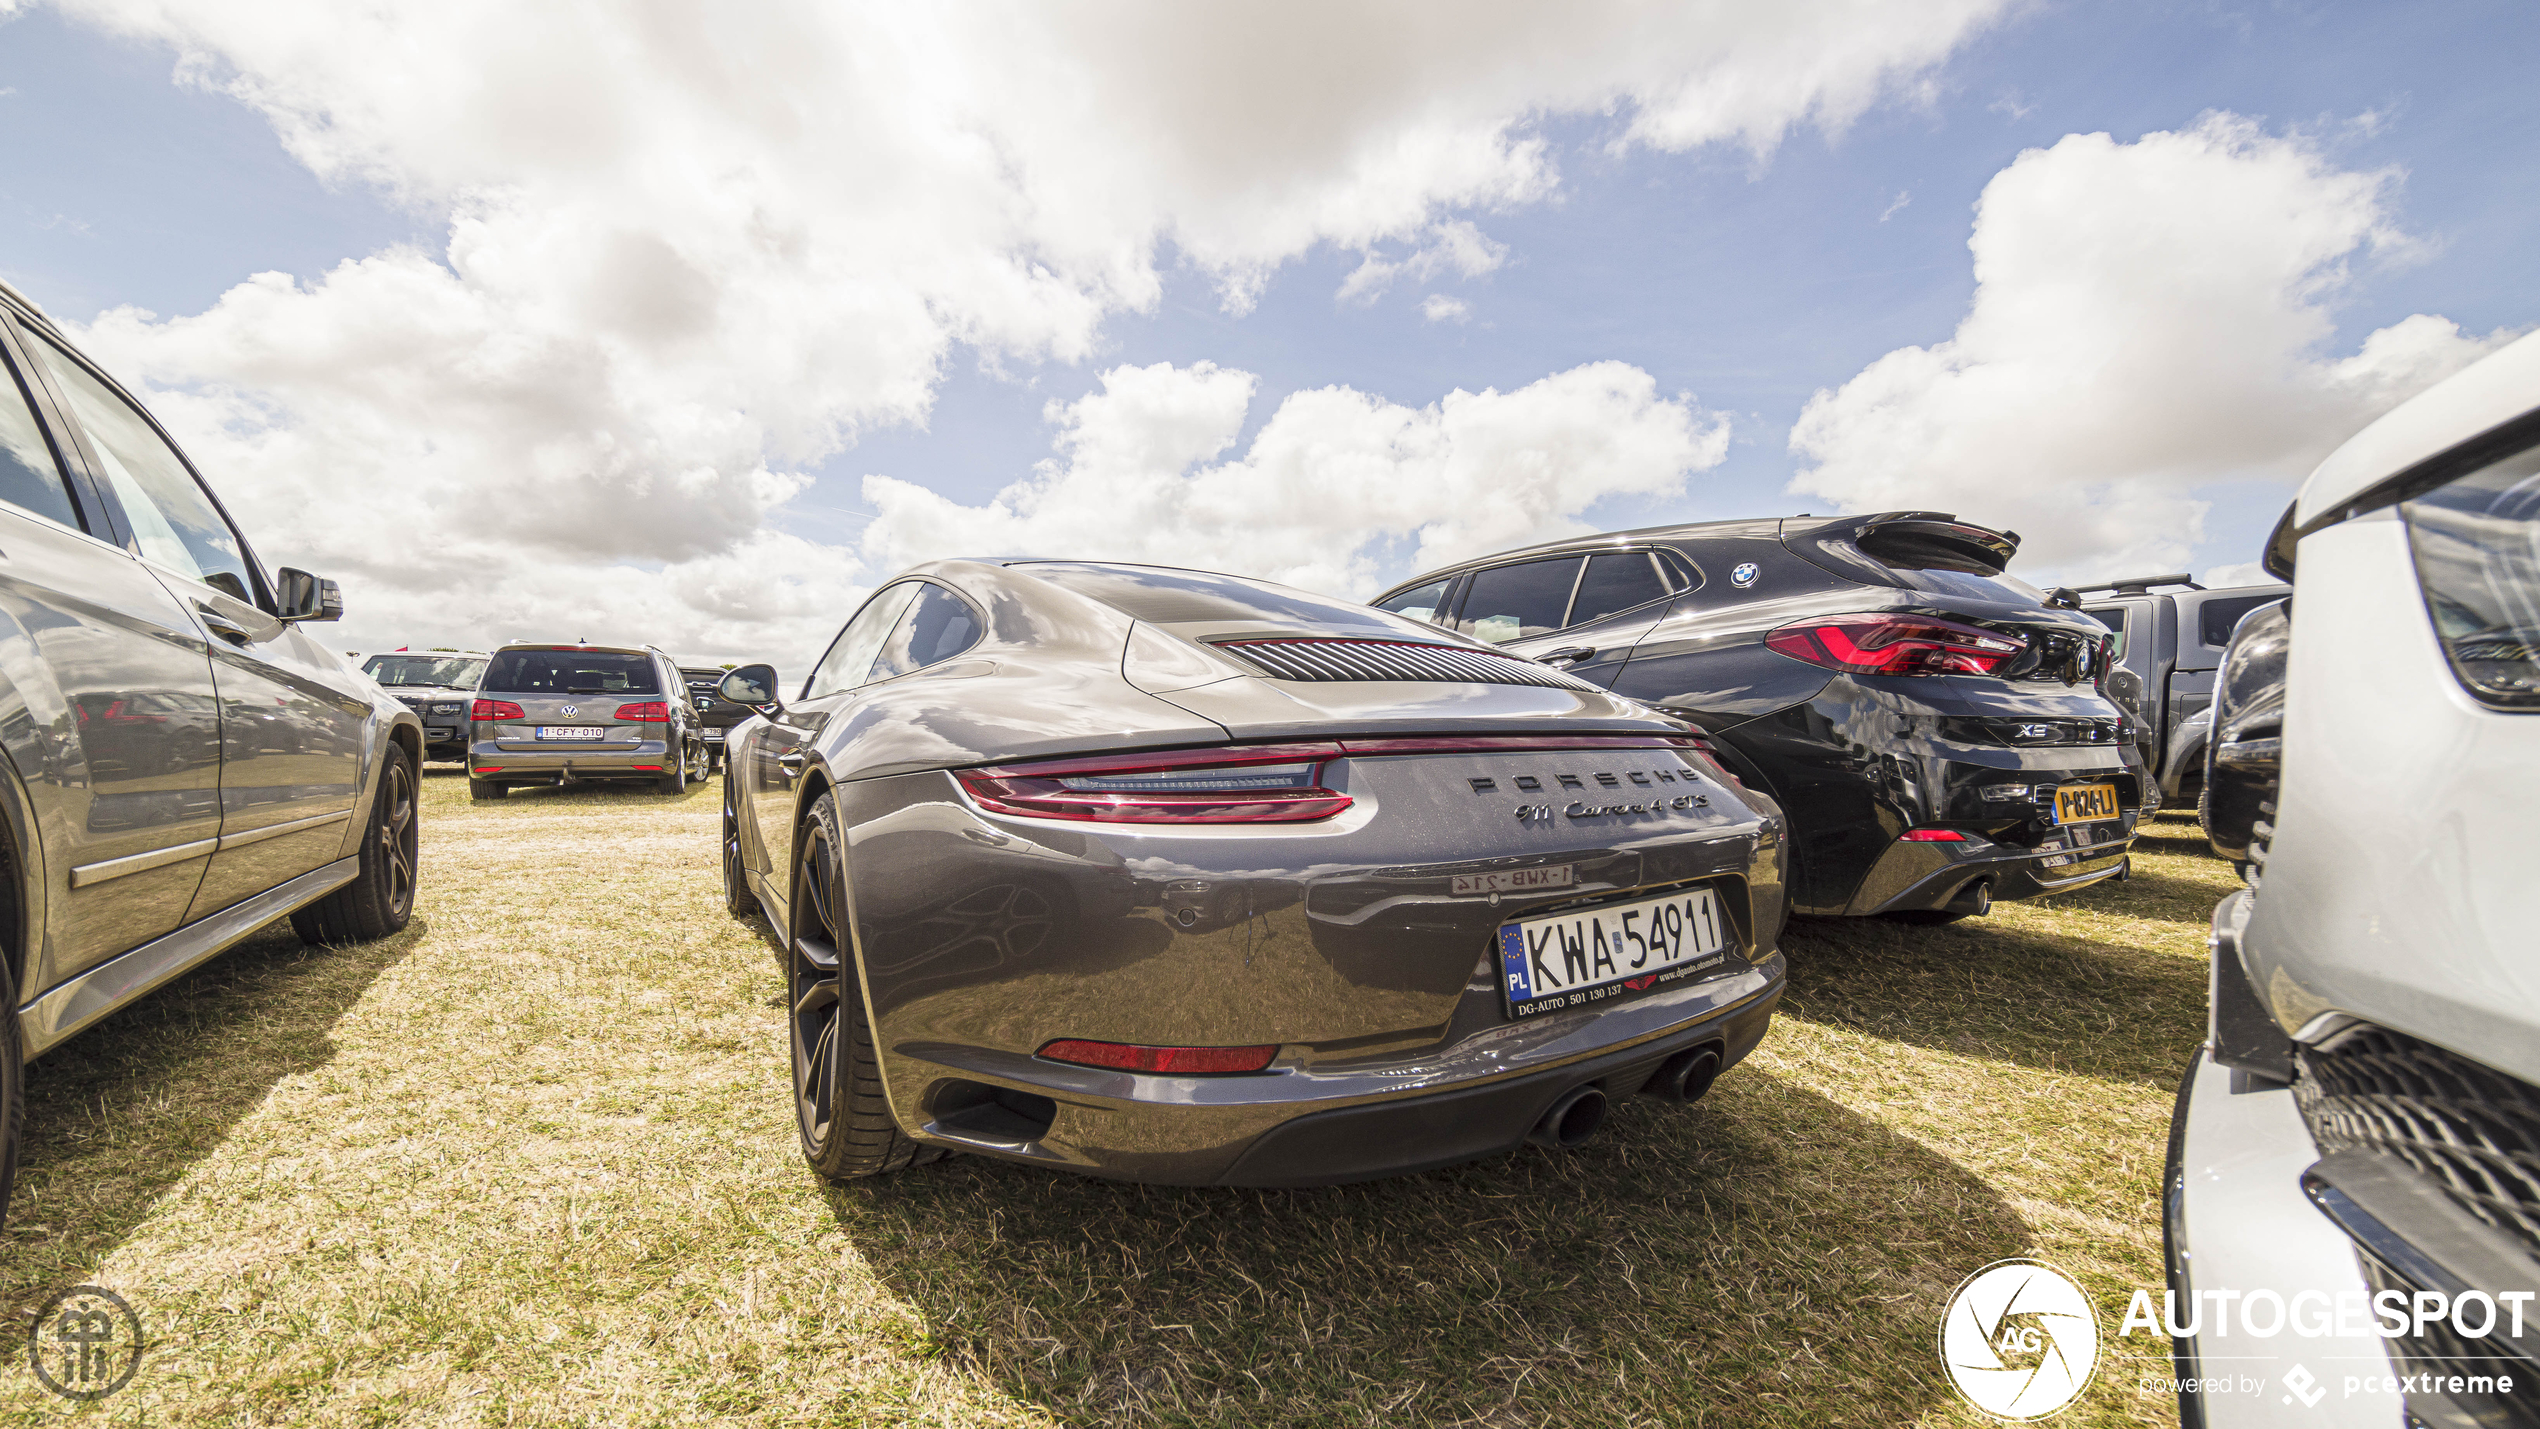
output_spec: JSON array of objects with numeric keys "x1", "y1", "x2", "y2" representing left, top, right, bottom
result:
[
  {"x1": 470, "y1": 778, "x2": 507, "y2": 802},
  {"x1": 723, "y1": 781, "x2": 757, "y2": 921},
  {"x1": 0, "y1": 963, "x2": 19, "y2": 1232},
  {"x1": 791, "y1": 792, "x2": 941, "y2": 1180},
  {"x1": 292, "y1": 743, "x2": 420, "y2": 946},
  {"x1": 657, "y1": 757, "x2": 686, "y2": 796}
]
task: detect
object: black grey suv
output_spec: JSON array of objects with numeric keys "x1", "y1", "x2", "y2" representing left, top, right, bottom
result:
[
  {"x1": 362, "y1": 650, "x2": 488, "y2": 761},
  {"x1": 466, "y1": 642, "x2": 709, "y2": 799},
  {"x1": 2075, "y1": 575, "x2": 2288, "y2": 806},
  {"x1": 0, "y1": 278, "x2": 423, "y2": 1227}
]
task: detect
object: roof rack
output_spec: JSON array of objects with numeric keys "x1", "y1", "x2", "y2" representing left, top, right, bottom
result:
[{"x1": 2074, "y1": 573, "x2": 2202, "y2": 596}]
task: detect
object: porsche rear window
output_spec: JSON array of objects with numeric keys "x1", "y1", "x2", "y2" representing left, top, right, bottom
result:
[
  {"x1": 1024, "y1": 562, "x2": 1395, "y2": 631},
  {"x1": 484, "y1": 650, "x2": 660, "y2": 694}
]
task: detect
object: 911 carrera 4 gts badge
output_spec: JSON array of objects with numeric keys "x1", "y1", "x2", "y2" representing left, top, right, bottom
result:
[{"x1": 1731, "y1": 562, "x2": 1759, "y2": 587}]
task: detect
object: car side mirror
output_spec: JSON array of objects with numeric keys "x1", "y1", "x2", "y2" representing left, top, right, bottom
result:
[
  {"x1": 720, "y1": 664, "x2": 779, "y2": 709},
  {"x1": 275, "y1": 567, "x2": 343, "y2": 622}
]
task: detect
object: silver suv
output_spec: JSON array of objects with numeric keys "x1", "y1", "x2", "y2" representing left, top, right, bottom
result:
[
  {"x1": 0, "y1": 279, "x2": 424, "y2": 1228},
  {"x1": 466, "y1": 642, "x2": 709, "y2": 799}
]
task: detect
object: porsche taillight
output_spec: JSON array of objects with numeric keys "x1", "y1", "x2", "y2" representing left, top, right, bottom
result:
[
  {"x1": 471, "y1": 699, "x2": 525, "y2": 720},
  {"x1": 1764, "y1": 613, "x2": 2024, "y2": 676},
  {"x1": 956, "y1": 744, "x2": 1352, "y2": 823}
]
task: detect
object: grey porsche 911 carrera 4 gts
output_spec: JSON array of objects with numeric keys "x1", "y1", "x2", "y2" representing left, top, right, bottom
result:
[{"x1": 718, "y1": 560, "x2": 1790, "y2": 1186}]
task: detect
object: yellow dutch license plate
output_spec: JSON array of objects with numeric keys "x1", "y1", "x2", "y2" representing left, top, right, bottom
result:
[{"x1": 2053, "y1": 783, "x2": 2120, "y2": 825}]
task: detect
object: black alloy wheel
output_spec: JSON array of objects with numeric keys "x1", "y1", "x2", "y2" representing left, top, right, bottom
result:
[
  {"x1": 789, "y1": 793, "x2": 940, "y2": 1180},
  {"x1": 293, "y1": 743, "x2": 419, "y2": 945},
  {"x1": 0, "y1": 960, "x2": 20, "y2": 1231}
]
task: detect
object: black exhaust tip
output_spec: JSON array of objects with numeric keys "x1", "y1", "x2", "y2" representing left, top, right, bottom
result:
[
  {"x1": 1648, "y1": 1045, "x2": 1723, "y2": 1103},
  {"x1": 1526, "y1": 1085, "x2": 1608, "y2": 1150}
]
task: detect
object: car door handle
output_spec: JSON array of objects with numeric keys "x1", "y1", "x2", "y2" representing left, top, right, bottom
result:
[
  {"x1": 1538, "y1": 646, "x2": 1596, "y2": 666},
  {"x1": 777, "y1": 751, "x2": 807, "y2": 777},
  {"x1": 195, "y1": 603, "x2": 254, "y2": 645}
]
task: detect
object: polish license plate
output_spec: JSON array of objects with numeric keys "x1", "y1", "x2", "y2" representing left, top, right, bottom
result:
[
  {"x1": 1451, "y1": 864, "x2": 1572, "y2": 897},
  {"x1": 2053, "y1": 782, "x2": 2119, "y2": 824},
  {"x1": 536, "y1": 726, "x2": 607, "y2": 741},
  {"x1": 1497, "y1": 887, "x2": 1730, "y2": 1019}
]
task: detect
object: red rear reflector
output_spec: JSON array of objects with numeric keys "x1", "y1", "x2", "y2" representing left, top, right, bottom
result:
[
  {"x1": 630, "y1": 764, "x2": 662, "y2": 771},
  {"x1": 615, "y1": 701, "x2": 670, "y2": 721},
  {"x1": 1765, "y1": 613, "x2": 2024, "y2": 676},
  {"x1": 473, "y1": 767, "x2": 503, "y2": 774},
  {"x1": 1037, "y1": 1040, "x2": 1278, "y2": 1075},
  {"x1": 471, "y1": 699, "x2": 525, "y2": 720},
  {"x1": 1900, "y1": 828, "x2": 1967, "y2": 842}
]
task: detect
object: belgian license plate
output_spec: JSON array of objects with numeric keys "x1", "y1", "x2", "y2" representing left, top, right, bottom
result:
[
  {"x1": 536, "y1": 726, "x2": 607, "y2": 741},
  {"x1": 2054, "y1": 782, "x2": 2119, "y2": 824},
  {"x1": 1497, "y1": 887, "x2": 1730, "y2": 1018},
  {"x1": 703, "y1": 728, "x2": 724, "y2": 742}
]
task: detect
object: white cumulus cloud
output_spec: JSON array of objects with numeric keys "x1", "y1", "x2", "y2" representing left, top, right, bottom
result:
[
  {"x1": 859, "y1": 360, "x2": 1731, "y2": 597},
  {"x1": 1789, "y1": 113, "x2": 2520, "y2": 579},
  {"x1": 34, "y1": 0, "x2": 2016, "y2": 660}
]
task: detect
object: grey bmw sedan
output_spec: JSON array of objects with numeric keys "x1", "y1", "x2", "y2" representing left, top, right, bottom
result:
[{"x1": 719, "y1": 559, "x2": 1789, "y2": 1187}]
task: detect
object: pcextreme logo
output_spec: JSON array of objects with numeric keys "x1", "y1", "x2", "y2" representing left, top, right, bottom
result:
[{"x1": 1938, "y1": 1259, "x2": 2101, "y2": 1421}]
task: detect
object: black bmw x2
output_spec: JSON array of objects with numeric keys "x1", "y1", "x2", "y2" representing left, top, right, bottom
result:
[{"x1": 1374, "y1": 512, "x2": 2145, "y2": 922}]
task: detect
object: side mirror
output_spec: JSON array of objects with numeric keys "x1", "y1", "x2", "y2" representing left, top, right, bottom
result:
[
  {"x1": 275, "y1": 567, "x2": 343, "y2": 622},
  {"x1": 720, "y1": 663, "x2": 779, "y2": 709}
]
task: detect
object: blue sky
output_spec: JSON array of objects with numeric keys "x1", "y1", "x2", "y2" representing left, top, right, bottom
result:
[{"x1": 0, "y1": 1, "x2": 2533, "y2": 654}]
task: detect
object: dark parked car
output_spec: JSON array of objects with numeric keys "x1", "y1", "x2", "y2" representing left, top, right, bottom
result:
[
  {"x1": 682, "y1": 665, "x2": 758, "y2": 773},
  {"x1": 0, "y1": 277, "x2": 422, "y2": 1227},
  {"x1": 718, "y1": 559, "x2": 1788, "y2": 1186},
  {"x1": 2076, "y1": 574, "x2": 2289, "y2": 805},
  {"x1": 362, "y1": 650, "x2": 488, "y2": 760},
  {"x1": 2197, "y1": 599, "x2": 2289, "y2": 874},
  {"x1": 1372, "y1": 512, "x2": 2145, "y2": 922},
  {"x1": 466, "y1": 642, "x2": 709, "y2": 799}
]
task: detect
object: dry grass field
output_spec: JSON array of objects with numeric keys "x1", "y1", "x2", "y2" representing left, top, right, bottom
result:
[{"x1": 1, "y1": 768, "x2": 2232, "y2": 1427}]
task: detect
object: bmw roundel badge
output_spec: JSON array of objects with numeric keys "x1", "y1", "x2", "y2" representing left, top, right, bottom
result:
[{"x1": 1731, "y1": 562, "x2": 1760, "y2": 588}]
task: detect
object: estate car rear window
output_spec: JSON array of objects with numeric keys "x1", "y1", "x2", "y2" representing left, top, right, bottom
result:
[{"x1": 484, "y1": 650, "x2": 660, "y2": 695}]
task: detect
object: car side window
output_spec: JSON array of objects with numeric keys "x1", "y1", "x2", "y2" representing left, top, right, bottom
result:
[
  {"x1": 1568, "y1": 551, "x2": 1673, "y2": 626},
  {"x1": 32, "y1": 333, "x2": 258, "y2": 603},
  {"x1": 805, "y1": 582, "x2": 924, "y2": 698},
  {"x1": 869, "y1": 583, "x2": 983, "y2": 682},
  {"x1": 1456, "y1": 557, "x2": 1581, "y2": 645},
  {"x1": 0, "y1": 347, "x2": 83, "y2": 531},
  {"x1": 1376, "y1": 578, "x2": 1453, "y2": 624}
]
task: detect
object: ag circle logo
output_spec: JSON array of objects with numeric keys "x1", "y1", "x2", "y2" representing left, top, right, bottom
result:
[
  {"x1": 1730, "y1": 562, "x2": 1760, "y2": 587},
  {"x1": 1938, "y1": 1258, "x2": 2099, "y2": 1420},
  {"x1": 27, "y1": 1284, "x2": 144, "y2": 1401}
]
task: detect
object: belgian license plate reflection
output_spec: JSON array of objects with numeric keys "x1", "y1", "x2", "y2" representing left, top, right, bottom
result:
[{"x1": 1497, "y1": 887, "x2": 1730, "y2": 1018}]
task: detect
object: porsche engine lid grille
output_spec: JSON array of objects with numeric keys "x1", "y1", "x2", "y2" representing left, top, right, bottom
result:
[
  {"x1": 1215, "y1": 639, "x2": 1595, "y2": 689},
  {"x1": 2294, "y1": 1025, "x2": 2540, "y2": 1257}
]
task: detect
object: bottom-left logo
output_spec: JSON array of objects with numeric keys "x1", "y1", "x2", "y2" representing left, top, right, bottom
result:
[{"x1": 26, "y1": 1285, "x2": 144, "y2": 1401}]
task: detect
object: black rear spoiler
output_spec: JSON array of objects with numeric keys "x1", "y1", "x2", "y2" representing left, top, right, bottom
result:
[{"x1": 1792, "y1": 511, "x2": 2022, "y2": 573}]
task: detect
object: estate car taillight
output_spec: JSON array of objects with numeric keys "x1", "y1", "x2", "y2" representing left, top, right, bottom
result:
[
  {"x1": 471, "y1": 699, "x2": 525, "y2": 720},
  {"x1": 614, "y1": 701, "x2": 671, "y2": 721},
  {"x1": 1764, "y1": 613, "x2": 2024, "y2": 676},
  {"x1": 1038, "y1": 1039, "x2": 1279, "y2": 1075},
  {"x1": 2403, "y1": 442, "x2": 2540, "y2": 709},
  {"x1": 957, "y1": 744, "x2": 1351, "y2": 823}
]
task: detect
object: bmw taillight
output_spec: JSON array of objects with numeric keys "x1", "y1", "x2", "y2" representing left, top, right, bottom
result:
[
  {"x1": 615, "y1": 701, "x2": 671, "y2": 721},
  {"x1": 472, "y1": 699, "x2": 525, "y2": 720},
  {"x1": 1765, "y1": 613, "x2": 2024, "y2": 676},
  {"x1": 1038, "y1": 1039, "x2": 1278, "y2": 1074},
  {"x1": 2403, "y1": 443, "x2": 2540, "y2": 709},
  {"x1": 957, "y1": 744, "x2": 1352, "y2": 823}
]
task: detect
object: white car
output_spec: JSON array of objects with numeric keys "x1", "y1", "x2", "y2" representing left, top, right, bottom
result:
[{"x1": 2165, "y1": 331, "x2": 2540, "y2": 1426}]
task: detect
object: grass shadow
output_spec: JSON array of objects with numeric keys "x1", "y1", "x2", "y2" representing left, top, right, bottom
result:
[
  {"x1": 4, "y1": 917, "x2": 423, "y2": 1312},
  {"x1": 834, "y1": 1072, "x2": 2024, "y2": 1427}
]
